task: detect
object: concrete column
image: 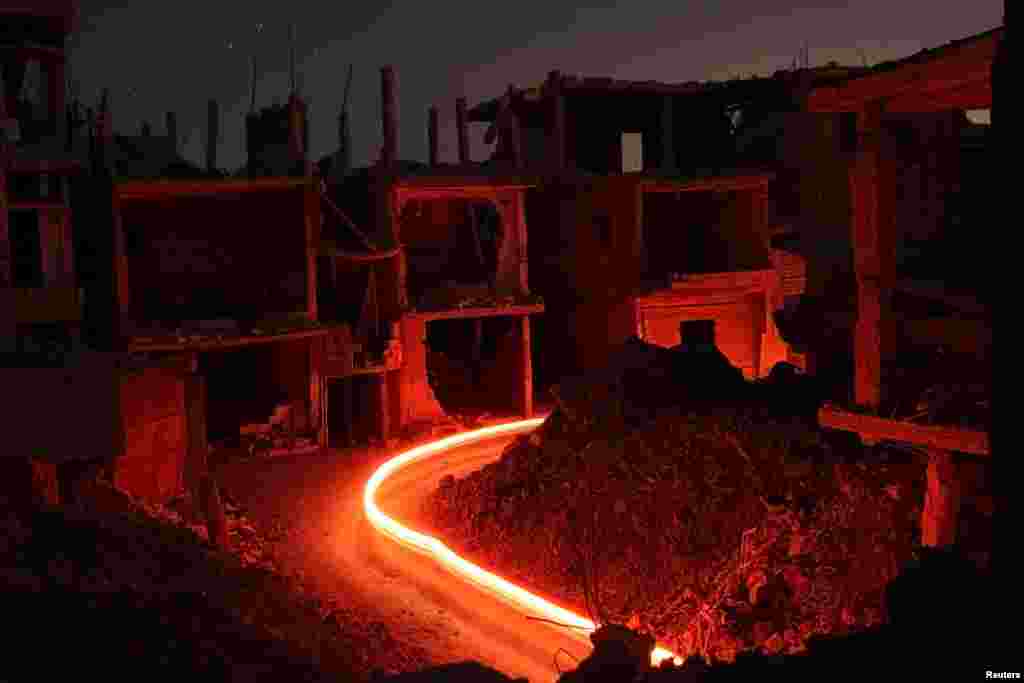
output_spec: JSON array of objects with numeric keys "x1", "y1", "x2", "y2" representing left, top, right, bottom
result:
[
  {"x1": 47, "y1": 57, "x2": 66, "y2": 140},
  {"x1": 921, "y1": 449, "x2": 961, "y2": 548},
  {"x1": 1, "y1": 153, "x2": 11, "y2": 289},
  {"x1": 547, "y1": 71, "x2": 566, "y2": 172},
  {"x1": 849, "y1": 103, "x2": 894, "y2": 410},
  {"x1": 206, "y1": 99, "x2": 219, "y2": 173},
  {"x1": 0, "y1": 144, "x2": 12, "y2": 351},
  {"x1": 660, "y1": 94, "x2": 676, "y2": 174},
  {"x1": 337, "y1": 110, "x2": 352, "y2": 176},
  {"x1": 183, "y1": 357, "x2": 208, "y2": 524},
  {"x1": 514, "y1": 191, "x2": 529, "y2": 293},
  {"x1": 519, "y1": 316, "x2": 533, "y2": 418},
  {"x1": 310, "y1": 334, "x2": 326, "y2": 449},
  {"x1": 456, "y1": 97, "x2": 469, "y2": 164},
  {"x1": 381, "y1": 66, "x2": 397, "y2": 167},
  {"x1": 378, "y1": 372, "x2": 390, "y2": 442},
  {"x1": 428, "y1": 105, "x2": 439, "y2": 167},
  {"x1": 166, "y1": 111, "x2": 178, "y2": 153}
]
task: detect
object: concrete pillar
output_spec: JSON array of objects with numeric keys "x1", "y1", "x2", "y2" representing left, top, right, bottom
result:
[
  {"x1": 378, "y1": 371, "x2": 390, "y2": 442},
  {"x1": 660, "y1": 95, "x2": 676, "y2": 174},
  {"x1": 310, "y1": 334, "x2": 326, "y2": 449},
  {"x1": 428, "y1": 105, "x2": 439, "y2": 167},
  {"x1": 1, "y1": 152, "x2": 11, "y2": 289},
  {"x1": 337, "y1": 110, "x2": 352, "y2": 176},
  {"x1": 849, "y1": 103, "x2": 895, "y2": 410},
  {"x1": 381, "y1": 66, "x2": 397, "y2": 167},
  {"x1": 166, "y1": 111, "x2": 178, "y2": 153},
  {"x1": 547, "y1": 71, "x2": 566, "y2": 172},
  {"x1": 183, "y1": 356, "x2": 208, "y2": 525},
  {"x1": 503, "y1": 84, "x2": 523, "y2": 169},
  {"x1": 47, "y1": 57, "x2": 66, "y2": 141},
  {"x1": 519, "y1": 316, "x2": 533, "y2": 418},
  {"x1": 921, "y1": 449, "x2": 961, "y2": 548},
  {"x1": 0, "y1": 144, "x2": 12, "y2": 351},
  {"x1": 288, "y1": 94, "x2": 308, "y2": 173},
  {"x1": 456, "y1": 97, "x2": 469, "y2": 164},
  {"x1": 206, "y1": 99, "x2": 219, "y2": 173}
]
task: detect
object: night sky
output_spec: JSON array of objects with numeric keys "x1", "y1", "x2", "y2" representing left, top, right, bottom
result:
[{"x1": 67, "y1": 1, "x2": 1002, "y2": 172}]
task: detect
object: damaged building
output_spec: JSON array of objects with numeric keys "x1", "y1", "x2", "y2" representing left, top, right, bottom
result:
[
  {"x1": 464, "y1": 72, "x2": 833, "y2": 386},
  {"x1": 316, "y1": 67, "x2": 543, "y2": 444},
  {"x1": 4, "y1": 0, "x2": 326, "y2": 519},
  {"x1": 799, "y1": 27, "x2": 997, "y2": 552}
]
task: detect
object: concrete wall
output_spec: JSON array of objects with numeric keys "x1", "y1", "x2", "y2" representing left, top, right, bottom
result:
[
  {"x1": 115, "y1": 365, "x2": 186, "y2": 503},
  {"x1": 398, "y1": 316, "x2": 445, "y2": 426},
  {"x1": 638, "y1": 295, "x2": 763, "y2": 379},
  {"x1": 119, "y1": 190, "x2": 309, "y2": 322}
]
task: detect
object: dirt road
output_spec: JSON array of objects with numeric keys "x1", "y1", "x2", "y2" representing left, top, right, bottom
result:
[{"x1": 216, "y1": 432, "x2": 591, "y2": 682}]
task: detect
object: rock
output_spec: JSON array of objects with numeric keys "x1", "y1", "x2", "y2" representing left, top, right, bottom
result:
[{"x1": 752, "y1": 620, "x2": 775, "y2": 644}]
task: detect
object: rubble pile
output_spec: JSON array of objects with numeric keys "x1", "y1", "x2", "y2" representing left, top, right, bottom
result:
[
  {"x1": 427, "y1": 338, "x2": 929, "y2": 664},
  {"x1": 1, "y1": 481, "x2": 429, "y2": 680},
  {"x1": 414, "y1": 284, "x2": 544, "y2": 313}
]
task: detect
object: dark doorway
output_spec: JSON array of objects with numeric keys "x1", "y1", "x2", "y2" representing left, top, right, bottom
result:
[{"x1": 425, "y1": 316, "x2": 522, "y2": 417}]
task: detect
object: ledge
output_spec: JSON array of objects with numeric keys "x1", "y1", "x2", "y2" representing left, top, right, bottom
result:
[
  {"x1": 408, "y1": 303, "x2": 545, "y2": 322},
  {"x1": 127, "y1": 327, "x2": 327, "y2": 353},
  {"x1": 818, "y1": 404, "x2": 989, "y2": 456}
]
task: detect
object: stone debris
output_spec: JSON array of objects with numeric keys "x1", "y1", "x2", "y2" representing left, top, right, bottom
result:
[{"x1": 427, "y1": 336, "x2": 928, "y2": 666}]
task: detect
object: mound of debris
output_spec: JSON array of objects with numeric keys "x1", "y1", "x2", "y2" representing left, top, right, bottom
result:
[
  {"x1": 1, "y1": 480, "x2": 429, "y2": 680},
  {"x1": 559, "y1": 546, "x2": 996, "y2": 681},
  {"x1": 427, "y1": 325, "x2": 930, "y2": 664}
]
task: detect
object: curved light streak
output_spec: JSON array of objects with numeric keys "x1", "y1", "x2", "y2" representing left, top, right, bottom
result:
[{"x1": 363, "y1": 417, "x2": 682, "y2": 667}]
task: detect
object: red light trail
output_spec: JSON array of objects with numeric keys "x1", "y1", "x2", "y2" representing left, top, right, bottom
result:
[{"x1": 363, "y1": 417, "x2": 682, "y2": 667}]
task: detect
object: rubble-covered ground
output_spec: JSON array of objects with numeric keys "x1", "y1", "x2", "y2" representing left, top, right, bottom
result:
[
  {"x1": 1, "y1": 473, "x2": 431, "y2": 681},
  {"x1": 426, "y1": 350, "x2": 993, "y2": 665}
]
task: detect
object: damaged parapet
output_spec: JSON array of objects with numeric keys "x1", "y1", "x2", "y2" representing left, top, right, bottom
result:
[{"x1": 245, "y1": 96, "x2": 309, "y2": 177}]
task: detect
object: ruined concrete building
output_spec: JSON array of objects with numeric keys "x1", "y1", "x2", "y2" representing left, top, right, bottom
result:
[
  {"x1": 801, "y1": 27, "x2": 998, "y2": 551},
  {"x1": 4, "y1": 2, "x2": 327, "y2": 518},
  {"x1": 464, "y1": 72, "x2": 849, "y2": 386},
  {"x1": 316, "y1": 67, "x2": 543, "y2": 444},
  {"x1": 1, "y1": 0, "x2": 81, "y2": 354}
]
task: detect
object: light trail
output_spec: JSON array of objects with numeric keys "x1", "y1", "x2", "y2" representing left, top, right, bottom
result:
[{"x1": 363, "y1": 417, "x2": 682, "y2": 668}]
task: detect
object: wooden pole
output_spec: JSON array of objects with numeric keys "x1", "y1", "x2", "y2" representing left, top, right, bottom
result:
[
  {"x1": 456, "y1": 97, "x2": 469, "y2": 164},
  {"x1": 428, "y1": 105, "x2": 439, "y2": 167},
  {"x1": 381, "y1": 66, "x2": 397, "y2": 168}
]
